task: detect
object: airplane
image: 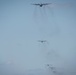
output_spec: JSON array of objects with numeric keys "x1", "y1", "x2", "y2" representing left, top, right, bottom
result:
[
  {"x1": 47, "y1": 64, "x2": 55, "y2": 70},
  {"x1": 32, "y1": 3, "x2": 52, "y2": 7},
  {"x1": 38, "y1": 40, "x2": 47, "y2": 43}
]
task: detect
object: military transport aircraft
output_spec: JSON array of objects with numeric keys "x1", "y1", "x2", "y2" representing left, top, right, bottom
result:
[{"x1": 32, "y1": 3, "x2": 52, "y2": 7}]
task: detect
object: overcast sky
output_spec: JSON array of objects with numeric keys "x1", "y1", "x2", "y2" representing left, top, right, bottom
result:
[{"x1": 0, "y1": 0, "x2": 76, "y2": 75}]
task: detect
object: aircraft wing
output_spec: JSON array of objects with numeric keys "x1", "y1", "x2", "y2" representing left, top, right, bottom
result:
[
  {"x1": 43, "y1": 3, "x2": 52, "y2": 5},
  {"x1": 32, "y1": 4, "x2": 40, "y2": 5},
  {"x1": 38, "y1": 40, "x2": 46, "y2": 42}
]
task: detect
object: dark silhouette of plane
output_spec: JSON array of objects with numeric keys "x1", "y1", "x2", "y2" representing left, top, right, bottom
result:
[
  {"x1": 47, "y1": 64, "x2": 55, "y2": 70},
  {"x1": 32, "y1": 3, "x2": 52, "y2": 7},
  {"x1": 38, "y1": 40, "x2": 46, "y2": 43}
]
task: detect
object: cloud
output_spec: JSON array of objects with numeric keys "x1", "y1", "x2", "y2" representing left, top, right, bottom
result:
[
  {"x1": 6, "y1": 61, "x2": 12, "y2": 65},
  {"x1": 0, "y1": 61, "x2": 13, "y2": 65}
]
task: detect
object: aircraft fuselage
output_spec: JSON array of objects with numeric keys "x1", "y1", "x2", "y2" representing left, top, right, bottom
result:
[{"x1": 40, "y1": 4, "x2": 43, "y2": 7}]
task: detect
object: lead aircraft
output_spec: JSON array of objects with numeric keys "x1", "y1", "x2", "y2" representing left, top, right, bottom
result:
[{"x1": 32, "y1": 3, "x2": 52, "y2": 7}]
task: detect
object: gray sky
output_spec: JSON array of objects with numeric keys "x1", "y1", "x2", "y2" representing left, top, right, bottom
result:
[{"x1": 0, "y1": 0, "x2": 76, "y2": 75}]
